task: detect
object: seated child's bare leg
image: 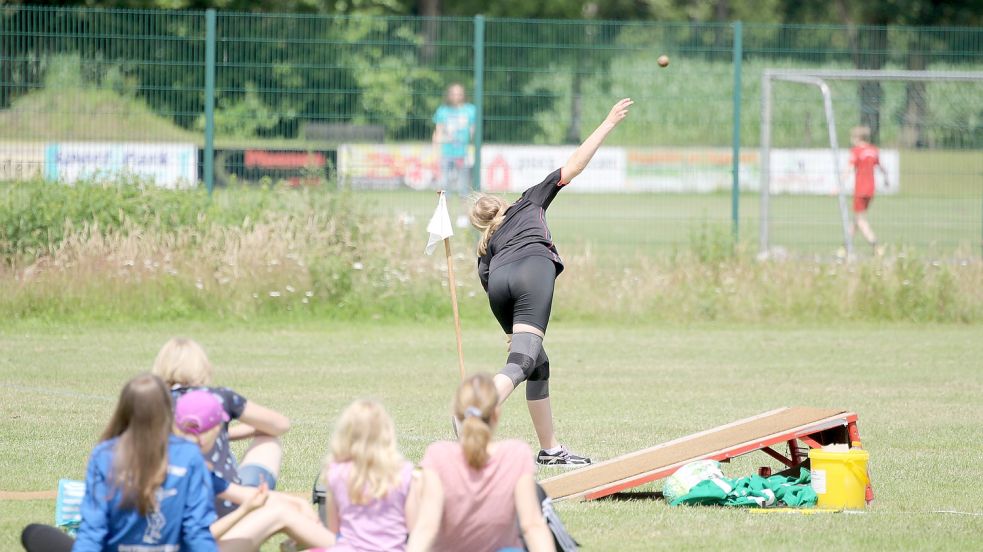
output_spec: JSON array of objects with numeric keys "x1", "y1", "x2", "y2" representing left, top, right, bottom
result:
[
  {"x1": 240, "y1": 435, "x2": 283, "y2": 479},
  {"x1": 218, "y1": 503, "x2": 334, "y2": 552}
]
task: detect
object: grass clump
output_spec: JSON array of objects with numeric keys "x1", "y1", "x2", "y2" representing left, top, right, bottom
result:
[{"x1": 1, "y1": 179, "x2": 981, "y2": 324}]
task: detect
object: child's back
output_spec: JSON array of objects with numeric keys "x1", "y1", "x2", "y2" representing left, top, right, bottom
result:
[
  {"x1": 326, "y1": 460, "x2": 414, "y2": 552},
  {"x1": 74, "y1": 435, "x2": 217, "y2": 551},
  {"x1": 420, "y1": 439, "x2": 534, "y2": 552}
]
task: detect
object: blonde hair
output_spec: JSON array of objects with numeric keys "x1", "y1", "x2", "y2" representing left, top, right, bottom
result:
[
  {"x1": 454, "y1": 373, "x2": 499, "y2": 470},
  {"x1": 323, "y1": 399, "x2": 404, "y2": 505},
  {"x1": 470, "y1": 194, "x2": 510, "y2": 256},
  {"x1": 851, "y1": 126, "x2": 871, "y2": 142},
  {"x1": 151, "y1": 338, "x2": 213, "y2": 387}
]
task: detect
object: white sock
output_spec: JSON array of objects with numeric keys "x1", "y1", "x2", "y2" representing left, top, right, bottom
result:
[{"x1": 544, "y1": 446, "x2": 564, "y2": 455}]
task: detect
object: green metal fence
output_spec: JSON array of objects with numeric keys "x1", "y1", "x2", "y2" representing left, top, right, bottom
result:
[{"x1": 2, "y1": 6, "x2": 981, "y2": 256}]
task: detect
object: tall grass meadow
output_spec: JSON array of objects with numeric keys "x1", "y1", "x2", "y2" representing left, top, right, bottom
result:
[{"x1": 1, "y1": 180, "x2": 980, "y2": 324}]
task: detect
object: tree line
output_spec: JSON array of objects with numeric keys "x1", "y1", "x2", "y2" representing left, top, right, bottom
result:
[{"x1": 11, "y1": 0, "x2": 983, "y2": 26}]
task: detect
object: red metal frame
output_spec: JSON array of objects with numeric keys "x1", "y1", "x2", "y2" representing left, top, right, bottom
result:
[
  {"x1": 847, "y1": 420, "x2": 875, "y2": 503},
  {"x1": 576, "y1": 412, "x2": 873, "y2": 503}
]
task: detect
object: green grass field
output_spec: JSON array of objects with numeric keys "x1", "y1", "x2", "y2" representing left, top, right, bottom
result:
[{"x1": 2, "y1": 320, "x2": 981, "y2": 550}]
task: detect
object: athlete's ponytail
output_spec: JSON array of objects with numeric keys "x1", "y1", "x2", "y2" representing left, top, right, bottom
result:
[
  {"x1": 454, "y1": 373, "x2": 499, "y2": 470},
  {"x1": 470, "y1": 194, "x2": 510, "y2": 257}
]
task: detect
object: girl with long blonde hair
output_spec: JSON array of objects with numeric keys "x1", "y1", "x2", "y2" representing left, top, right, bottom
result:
[
  {"x1": 470, "y1": 98, "x2": 633, "y2": 467},
  {"x1": 321, "y1": 399, "x2": 419, "y2": 552},
  {"x1": 407, "y1": 373, "x2": 553, "y2": 552}
]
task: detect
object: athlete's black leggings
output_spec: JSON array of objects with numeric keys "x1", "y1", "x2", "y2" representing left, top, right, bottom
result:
[{"x1": 487, "y1": 255, "x2": 556, "y2": 334}]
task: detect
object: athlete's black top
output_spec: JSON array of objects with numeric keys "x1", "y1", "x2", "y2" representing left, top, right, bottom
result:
[{"x1": 478, "y1": 169, "x2": 565, "y2": 291}]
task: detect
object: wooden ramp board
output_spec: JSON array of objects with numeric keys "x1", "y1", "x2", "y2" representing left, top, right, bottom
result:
[{"x1": 541, "y1": 407, "x2": 853, "y2": 501}]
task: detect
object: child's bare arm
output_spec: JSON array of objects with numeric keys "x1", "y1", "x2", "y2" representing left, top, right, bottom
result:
[
  {"x1": 211, "y1": 484, "x2": 268, "y2": 539},
  {"x1": 405, "y1": 469, "x2": 444, "y2": 552},
  {"x1": 514, "y1": 474, "x2": 554, "y2": 552},
  {"x1": 237, "y1": 401, "x2": 290, "y2": 437},
  {"x1": 404, "y1": 468, "x2": 423, "y2": 532}
]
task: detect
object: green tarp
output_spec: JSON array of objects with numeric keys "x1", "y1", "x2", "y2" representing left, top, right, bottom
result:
[{"x1": 670, "y1": 468, "x2": 817, "y2": 508}]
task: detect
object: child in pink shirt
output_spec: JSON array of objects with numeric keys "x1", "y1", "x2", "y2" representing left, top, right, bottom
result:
[
  {"x1": 407, "y1": 374, "x2": 554, "y2": 552},
  {"x1": 320, "y1": 399, "x2": 419, "y2": 552}
]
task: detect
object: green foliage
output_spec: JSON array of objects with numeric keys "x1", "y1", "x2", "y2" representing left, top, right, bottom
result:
[
  {"x1": 200, "y1": 84, "x2": 287, "y2": 138},
  {"x1": 0, "y1": 54, "x2": 196, "y2": 141},
  {"x1": 2, "y1": 180, "x2": 981, "y2": 324},
  {"x1": 335, "y1": 17, "x2": 443, "y2": 138}
]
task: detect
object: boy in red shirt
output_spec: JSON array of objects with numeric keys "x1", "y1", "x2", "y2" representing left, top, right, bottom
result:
[{"x1": 846, "y1": 126, "x2": 889, "y2": 251}]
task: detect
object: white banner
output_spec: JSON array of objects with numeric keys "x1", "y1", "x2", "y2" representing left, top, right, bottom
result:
[
  {"x1": 0, "y1": 143, "x2": 45, "y2": 181},
  {"x1": 481, "y1": 145, "x2": 626, "y2": 193},
  {"x1": 335, "y1": 144, "x2": 902, "y2": 195},
  {"x1": 45, "y1": 143, "x2": 197, "y2": 188},
  {"x1": 769, "y1": 149, "x2": 899, "y2": 195},
  {"x1": 626, "y1": 148, "x2": 758, "y2": 192}
]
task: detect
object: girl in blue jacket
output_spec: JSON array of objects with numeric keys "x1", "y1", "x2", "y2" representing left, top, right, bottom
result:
[{"x1": 72, "y1": 373, "x2": 217, "y2": 552}]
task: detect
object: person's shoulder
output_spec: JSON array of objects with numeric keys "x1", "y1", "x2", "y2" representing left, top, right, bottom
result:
[
  {"x1": 423, "y1": 440, "x2": 460, "y2": 463},
  {"x1": 91, "y1": 437, "x2": 116, "y2": 452},
  {"x1": 89, "y1": 438, "x2": 117, "y2": 461},
  {"x1": 168, "y1": 435, "x2": 203, "y2": 458},
  {"x1": 163, "y1": 436, "x2": 207, "y2": 477},
  {"x1": 325, "y1": 460, "x2": 352, "y2": 480},
  {"x1": 425, "y1": 440, "x2": 460, "y2": 455},
  {"x1": 209, "y1": 386, "x2": 246, "y2": 402}
]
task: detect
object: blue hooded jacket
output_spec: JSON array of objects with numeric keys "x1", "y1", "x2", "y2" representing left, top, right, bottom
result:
[{"x1": 72, "y1": 435, "x2": 218, "y2": 551}]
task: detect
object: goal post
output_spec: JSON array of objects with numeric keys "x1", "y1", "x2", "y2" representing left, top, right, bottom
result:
[{"x1": 758, "y1": 69, "x2": 983, "y2": 257}]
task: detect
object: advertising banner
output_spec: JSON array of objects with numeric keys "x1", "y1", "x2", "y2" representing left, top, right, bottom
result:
[
  {"x1": 481, "y1": 145, "x2": 626, "y2": 193},
  {"x1": 0, "y1": 143, "x2": 45, "y2": 181},
  {"x1": 337, "y1": 143, "x2": 626, "y2": 193},
  {"x1": 769, "y1": 149, "x2": 899, "y2": 195},
  {"x1": 44, "y1": 143, "x2": 197, "y2": 188},
  {"x1": 337, "y1": 143, "x2": 440, "y2": 190},
  {"x1": 311, "y1": 143, "x2": 903, "y2": 195},
  {"x1": 626, "y1": 148, "x2": 759, "y2": 193}
]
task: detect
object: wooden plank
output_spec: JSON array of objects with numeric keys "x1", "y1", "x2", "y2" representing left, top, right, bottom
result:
[
  {"x1": 575, "y1": 412, "x2": 857, "y2": 501},
  {"x1": 541, "y1": 407, "x2": 847, "y2": 500}
]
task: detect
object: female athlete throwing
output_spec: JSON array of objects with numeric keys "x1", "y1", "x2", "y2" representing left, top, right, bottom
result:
[{"x1": 469, "y1": 98, "x2": 633, "y2": 467}]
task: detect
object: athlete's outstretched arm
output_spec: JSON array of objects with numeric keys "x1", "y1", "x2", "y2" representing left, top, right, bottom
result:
[{"x1": 560, "y1": 97, "x2": 633, "y2": 184}]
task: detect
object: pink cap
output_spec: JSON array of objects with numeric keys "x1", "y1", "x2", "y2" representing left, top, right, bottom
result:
[{"x1": 175, "y1": 390, "x2": 229, "y2": 435}]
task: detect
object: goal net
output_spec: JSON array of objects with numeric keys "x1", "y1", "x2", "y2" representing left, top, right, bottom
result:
[{"x1": 758, "y1": 69, "x2": 983, "y2": 257}]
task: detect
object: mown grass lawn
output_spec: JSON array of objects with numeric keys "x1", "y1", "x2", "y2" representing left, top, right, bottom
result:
[{"x1": 1, "y1": 320, "x2": 981, "y2": 550}]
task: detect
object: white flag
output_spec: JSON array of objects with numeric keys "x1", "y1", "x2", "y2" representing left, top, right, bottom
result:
[{"x1": 425, "y1": 192, "x2": 454, "y2": 255}]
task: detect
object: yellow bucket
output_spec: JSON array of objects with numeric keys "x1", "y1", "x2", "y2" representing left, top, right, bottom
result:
[{"x1": 809, "y1": 448, "x2": 869, "y2": 510}]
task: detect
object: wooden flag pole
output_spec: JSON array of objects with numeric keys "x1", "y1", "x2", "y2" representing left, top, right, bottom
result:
[{"x1": 438, "y1": 191, "x2": 466, "y2": 380}]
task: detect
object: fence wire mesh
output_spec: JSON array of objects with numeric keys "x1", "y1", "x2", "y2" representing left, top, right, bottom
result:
[{"x1": 1, "y1": 6, "x2": 981, "y2": 256}]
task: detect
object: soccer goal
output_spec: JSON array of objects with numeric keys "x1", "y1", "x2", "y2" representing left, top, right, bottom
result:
[{"x1": 758, "y1": 69, "x2": 983, "y2": 257}]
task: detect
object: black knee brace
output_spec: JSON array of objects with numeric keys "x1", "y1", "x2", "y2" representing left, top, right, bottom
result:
[{"x1": 526, "y1": 349, "x2": 550, "y2": 400}]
